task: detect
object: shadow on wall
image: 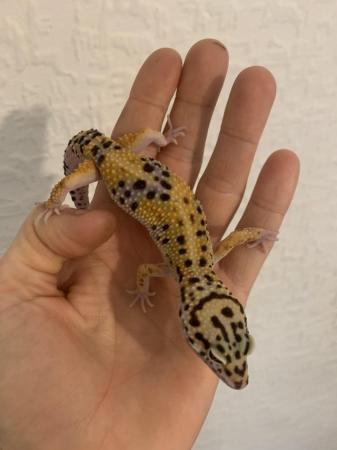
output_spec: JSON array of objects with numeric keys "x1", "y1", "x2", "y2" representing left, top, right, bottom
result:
[{"x1": 0, "y1": 106, "x2": 52, "y2": 252}]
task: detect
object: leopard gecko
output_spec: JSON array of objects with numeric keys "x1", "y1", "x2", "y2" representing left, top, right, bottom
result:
[{"x1": 40, "y1": 121, "x2": 276, "y2": 389}]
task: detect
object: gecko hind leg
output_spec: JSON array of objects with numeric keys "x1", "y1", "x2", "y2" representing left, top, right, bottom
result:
[
  {"x1": 35, "y1": 159, "x2": 99, "y2": 226},
  {"x1": 213, "y1": 227, "x2": 278, "y2": 265},
  {"x1": 127, "y1": 263, "x2": 173, "y2": 312}
]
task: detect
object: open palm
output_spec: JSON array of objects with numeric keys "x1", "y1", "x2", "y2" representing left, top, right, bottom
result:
[{"x1": 0, "y1": 40, "x2": 299, "y2": 450}]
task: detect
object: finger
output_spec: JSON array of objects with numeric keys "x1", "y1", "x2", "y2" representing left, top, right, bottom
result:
[
  {"x1": 0, "y1": 208, "x2": 116, "y2": 300},
  {"x1": 219, "y1": 150, "x2": 300, "y2": 304},
  {"x1": 92, "y1": 48, "x2": 182, "y2": 208},
  {"x1": 196, "y1": 66, "x2": 276, "y2": 242},
  {"x1": 158, "y1": 39, "x2": 229, "y2": 185}
]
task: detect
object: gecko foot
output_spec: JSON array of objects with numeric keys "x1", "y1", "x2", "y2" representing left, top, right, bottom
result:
[
  {"x1": 164, "y1": 115, "x2": 186, "y2": 145},
  {"x1": 126, "y1": 288, "x2": 156, "y2": 313},
  {"x1": 35, "y1": 203, "x2": 70, "y2": 225},
  {"x1": 247, "y1": 229, "x2": 279, "y2": 251}
]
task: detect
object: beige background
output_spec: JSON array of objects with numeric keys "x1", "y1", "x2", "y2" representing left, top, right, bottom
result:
[{"x1": 0, "y1": 1, "x2": 336, "y2": 449}]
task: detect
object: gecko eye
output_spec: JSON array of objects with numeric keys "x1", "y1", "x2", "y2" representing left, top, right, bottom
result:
[{"x1": 208, "y1": 349, "x2": 227, "y2": 365}]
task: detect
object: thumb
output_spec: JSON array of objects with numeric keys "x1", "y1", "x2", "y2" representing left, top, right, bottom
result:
[{"x1": 1, "y1": 206, "x2": 116, "y2": 296}]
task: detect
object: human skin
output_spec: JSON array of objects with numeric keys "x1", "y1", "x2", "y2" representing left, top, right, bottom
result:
[{"x1": 0, "y1": 39, "x2": 299, "y2": 450}]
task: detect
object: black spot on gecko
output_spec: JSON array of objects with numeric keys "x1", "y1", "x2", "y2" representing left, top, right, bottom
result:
[
  {"x1": 125, "y1": 190, "x2": 131, "y2": 198},
  {"x1": 160, "y1": 193, "x2": 170, "y2": 201},
  {"x1": 189, "y1": 316, "x2": 200, "y2": 327},
  {"x1": 146, "y1": 191, "x2": 156, "y2": 200},
  {"x1": 177, "y1": 235, "x2": 185, "y2": 245},
  {"x1": 91, "y1": 145, "x2": 99, "y2": 156},
  {"x1": 131, "y1": 202, "x2": 138, "y2": 211},
  {"x1": 197, "y1": 205, "x2": 202, "y2": 214},
  {"x1": 133, "y1": 179, "x2": 146, "y2": 190},
  {"x1": 222, "y1": 307, "x2": 234, "y2": 318},
  {"x1": 162, "y1": 170, "x2": 170, "y2": 177},
  {"x1": 118, "y1": 180, "x2": 125, "y2": 187},
  {"x1": 160, "y1": 180, "x2": 172, "y2": 190},
  {"x1": 114, "y1": 144, "x2": 122, "y2": 149},
  {"x1": 97, "y1": 154, "x2": 105, "y2": 164},
  {"x1": 184, "y1": 259, "x2": 193, "y2": 267},
  {"x1": 190, "y1": 214, "x2": 195, "y2": 223},
  {"x1": 199, "y1": 257, "x2": 207, "y2": 267},
  {"x1": 179, "y1": 248, "x2": 187, "y2": 255},
  {"x1": 183, "y1": 197, "x2": 189, "y2": 204},
  {"x1": 103, "y1": 140, "x2": 111, "y2": 148},
  {"x1": 162, "y1": 238, "x2": 170, "y2": 245},
  {"x1": 119, "y1": 197, "x2": 125, "y2": 205},
  {"x1": 225, "y1": 369, "x2": 233, "y2": 377},
  {"x1": 231, "y1": 323, "x2": 242, "y2": 342},
  {"x1": 143, "y1": 163, "x2": 154, "y2": 172},
  {"x1": 196, "y1": 230, "x2": 205, "y2": 237},
  {"x1": 162, "y1": 224, "x2": 170, "y2": 230},
  {"x1": 211, "y1": 316, "x2": 230, "y2": 343},
  {"x1": 201, "y1": 245, "x2": 207, "y2": 251},
  {"x1": 235, "y1": 350, "x2": 241, "y2": 360},
  {"x1": 189, "y1": 277, "x2": 199, "y2": 284}
]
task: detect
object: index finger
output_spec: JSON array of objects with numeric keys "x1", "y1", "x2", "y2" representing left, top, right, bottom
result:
[{"x1": 92, "y1": 48, "x2": 182, "y2": 208}]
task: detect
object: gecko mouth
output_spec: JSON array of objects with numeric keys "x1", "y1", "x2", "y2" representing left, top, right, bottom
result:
[
  {"x1": 208, "y1": 350, "x2": 246, "y2": 390},
  {"x1": 223, "y1": 378, "x2": 244, "y2": 390}
]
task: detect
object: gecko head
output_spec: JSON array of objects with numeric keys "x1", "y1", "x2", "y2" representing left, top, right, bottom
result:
[
  {"x1": 180, "y1": 285, "x2": 254, "y2": 390},
  {"x1": 186, "y1": 323, "x2": 254, "y2": 390},
  {"x1": 206, "y1": 333, "x2": 255, "y2": 389}
]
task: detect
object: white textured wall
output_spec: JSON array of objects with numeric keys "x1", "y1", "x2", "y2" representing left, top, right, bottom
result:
[{"x1": 1, "y1": 1, "x2": 336, "y2": 449}]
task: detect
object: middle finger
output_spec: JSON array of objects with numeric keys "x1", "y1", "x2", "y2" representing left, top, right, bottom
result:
[
  {"x1": 159, "y1": 39, "x2": 229, "y2": 186},
  {"x1": 196, "y1": 66, "x2": 276, "y2": 242}
]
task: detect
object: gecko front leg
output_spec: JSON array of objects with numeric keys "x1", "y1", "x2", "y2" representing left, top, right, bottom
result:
[
  {"x1": 115, "y1": 116, "x2": 186, "y2": 154},
  {"x1": 127, "y1": 263, "x2": 173, "y2": 312}
]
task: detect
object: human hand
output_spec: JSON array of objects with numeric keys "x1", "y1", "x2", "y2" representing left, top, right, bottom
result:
[{"x1": 0, "y1": 39, "x2": 299, "y2": 450}]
